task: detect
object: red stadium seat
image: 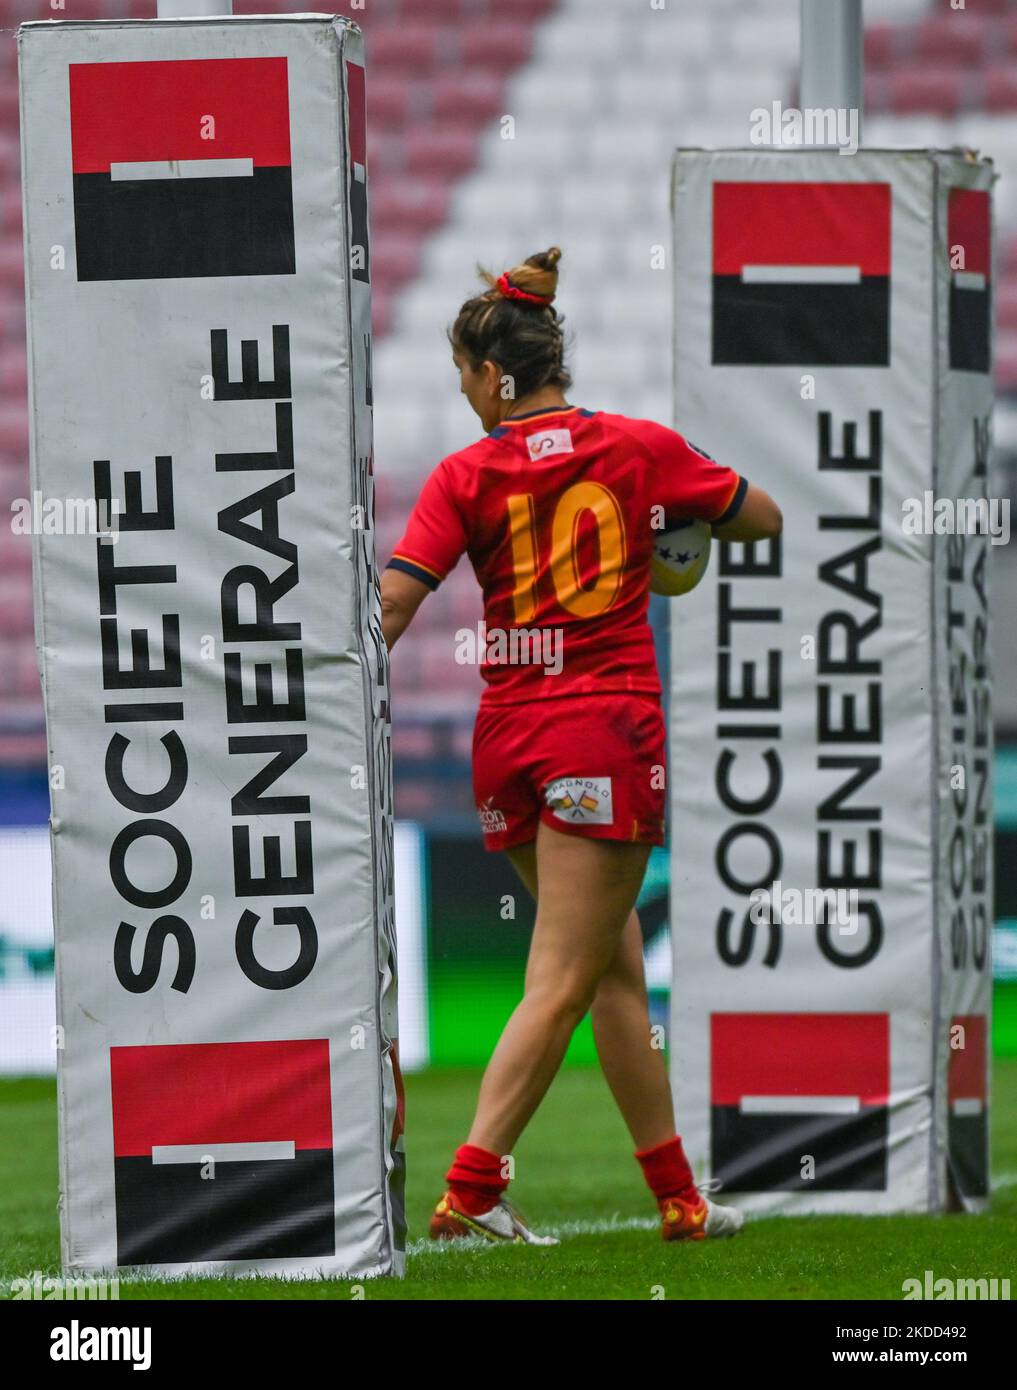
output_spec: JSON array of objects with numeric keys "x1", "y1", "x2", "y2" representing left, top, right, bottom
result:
[
  {"x1": 405, "y1": 125, "x2": 478, "y2": 180},
  {"x1": 863, "y1": 24, "x2": 899, "y2": 71},
  {"x1": 0, "y1": 642, "x2": 18, "y2": 699},
  {"x1": 371, "y1": 231, "x2": 422, "y2": 291},
  {"x1": 0, "y1": 733, "x2": 47, "y2": 763},
  {"x1": 461, "y1": 26, "x2": 533, "y2": 74},
  {"x1": 0, "y1": 88, "x2": 19, "y2": 129},
  {"x1": 16, "y1": 644, "x2": 40, "y2": 700},
  {"x1": 0, "y1": 143, "x2": 21, "y2": 180},
  {"x1": 914, "y1": 15, "x2": 988, "y2": 68},
  {"x1": 2, "y1": 185, "x2": 21, "y2": 235},
  {"x1": 0, "y1": 406, "x2": 28, "y2": 461},
  {"x1": 996, "y1": 331, "x2": 1017, "y2": 391},
  {"x1": 0, "y1": 293, "x2": 25, "y2": 346},
  {"x1": 431, "y1": 72, "x2": 504, "y2": 124},
  {"x1": 371, "y1": 472, "x2": 400, "y2": 512},
  {"x1": 888, "y1": 68, "x2": 967, "y2": 117},
  {"x1": 368, "y1": 24, "x2": 446, "y2": 76},
  {"x1": 480, "y1": 0, "x2": 554, "y2": 17},
  {"x1": 368, "y1": 76, "x2": 413, "y2": 131},
  {"x1": 863, "y1": 71, "x2": 889, "y2": 112},
  {"x1": 372, "y1": 290, "x2": 394, "y2": 339},
  {"x1": 0, "y1": 462, "x2": 26, "y2": 508},
  {"x1": 0, "y1": 574, "x2": 33, "y2": 636},
  {"x1": 448, "y1": 581, "x2": 481, "y2": 625},
  {"x1": 395, "y1": 0, "x2": 468, "y2": 18},
  {"x1": 0, "y1": 342, "x2": 26, "y2": 395},
  {"x1": 997, "y1": 280, "x2": 1017, "y2": 332},
  {"x1": 0, "y1": 521, "x2": 32, "y2": 571},
  {"x1": 370, "y1": 175, "x2": 450, "y2": 232},
  {"x1": 419, "y1": 632, "x2": 480, "y2": 691},
  {"x1": 0, "y1": 242, "x2": 24, "y2": 291},
  {"x1": 984, "y1": 64, "x2": 1017, "y2": 112}
]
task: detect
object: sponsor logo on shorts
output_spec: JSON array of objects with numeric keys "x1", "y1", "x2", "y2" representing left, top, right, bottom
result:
[
  {"x1": 545, "y1": 776, "x2": 614, "y2": 825},
  {"x1": 526, "y1": 428, "x2": 573, "y2": 461},
  {"x1": 477, "y1": 797, "x2": 508, "y2": 834}
]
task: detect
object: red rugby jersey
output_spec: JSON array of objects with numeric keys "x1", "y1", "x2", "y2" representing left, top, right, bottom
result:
[{"x1": 387, "y1": 405, "x2": 746, "y2": 704}]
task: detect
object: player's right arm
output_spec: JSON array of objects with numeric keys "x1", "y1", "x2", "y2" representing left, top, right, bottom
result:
[
  {"x1": 382, "y1": 457, "x2": 470, "y2": 650},
  {"x1": 380, "y1": 567, "x2": 430, "y2": 649}
]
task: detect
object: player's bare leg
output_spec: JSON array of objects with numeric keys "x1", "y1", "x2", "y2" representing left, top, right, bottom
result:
[
  {"x1": 429, "y1": 823, "x2": 648, "y2": 1243},
  {"x1": 430, "y1": 821, "x2": 744, "y2": 1242},
  {"x1": 492, "y1": 834, "x2": 741, "y2": 1242},
  {"x1": 589, "y1": 910, "x2": 675, "y2": 1150},
  {"x1": 585, "y1": 912, "x2": 741, "y2": 1235},
  {"x1": 467, "y1": 823, "x2": 650, "y2": 1156},
  {"x1": 503, "y1": 842, "x2": 676, "y2": 1151}
]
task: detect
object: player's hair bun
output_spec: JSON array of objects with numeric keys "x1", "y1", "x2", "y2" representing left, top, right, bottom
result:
[
  {"x1": 449, "y1": 245, "x2": 571, "y2": 398},
  {"x1": 482, "y1": 246, "x2": 562, "y2": 307}
]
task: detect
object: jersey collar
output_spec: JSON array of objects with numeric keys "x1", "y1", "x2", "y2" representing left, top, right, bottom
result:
[{"x1": 490, "y1": 404, "x2": 585, "y2": 435}]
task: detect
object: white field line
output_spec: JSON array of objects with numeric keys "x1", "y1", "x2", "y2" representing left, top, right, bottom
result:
[
  {"x1": 7, "y1": 1184, "x2": 1015, "y2": 1292},
  {"x1": 406, "y1": 1213, "x2": 658, "y2": 1256}
]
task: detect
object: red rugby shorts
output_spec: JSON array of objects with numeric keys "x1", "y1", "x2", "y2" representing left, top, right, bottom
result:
[{"x1": 472, "y1": 692, "x2": 666, "y2": 851}]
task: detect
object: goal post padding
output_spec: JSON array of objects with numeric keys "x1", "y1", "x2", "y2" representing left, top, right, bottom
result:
[
  {"x1": 668, "y1": 148, "x2": 993, "y2": 1215},
  {"x1": 19, "y1": 15, "x2": 403, "y2": 1276}
]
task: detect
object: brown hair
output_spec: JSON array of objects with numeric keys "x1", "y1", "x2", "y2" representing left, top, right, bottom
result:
[{"x1": 448, "y1": 246, "x2": 572, "y2": 400}]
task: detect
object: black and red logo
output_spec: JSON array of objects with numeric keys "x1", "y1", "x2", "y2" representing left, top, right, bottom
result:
[
  {"x1": 948, "y1": 189, "x2": 991, "y2": 374},
  {"x1": 346, "y1": 60, "x2": 369, "y2": 285},
  {"x1": 712, "y1": 182, "x2": 891, "y2": 366},
  {"x1": 110, "y1": 1039, "x2": 334, "y2": 1264},
  {"x1": 69, "y1": 57, "x2": 295, "y2": 281},
  {"x1": 710, "y1": 1012, "x2": 890, "y2": 1191}
]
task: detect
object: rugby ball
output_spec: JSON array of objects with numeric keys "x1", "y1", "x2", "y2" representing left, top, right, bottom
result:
[{"x1": 650, "y1": 518, "x2": 712, "y2": 597}]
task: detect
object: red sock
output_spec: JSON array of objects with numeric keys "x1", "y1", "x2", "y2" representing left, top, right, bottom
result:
[
  {"x1": 635, "y1": 1135, "x2": 697, "y2": 1202},
  {"x1": 445, "y1": 1143, "x2": 508, "y2": 1216}
]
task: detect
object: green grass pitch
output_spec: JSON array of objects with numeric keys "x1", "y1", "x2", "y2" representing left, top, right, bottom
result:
[{"x1": 2, "y1": 1063, "x2": 1015, "y2": 1301}]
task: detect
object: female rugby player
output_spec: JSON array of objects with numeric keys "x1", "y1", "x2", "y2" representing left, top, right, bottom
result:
[{"x1": 381, "y1": 247, "x2": 782, "y2": 1244}]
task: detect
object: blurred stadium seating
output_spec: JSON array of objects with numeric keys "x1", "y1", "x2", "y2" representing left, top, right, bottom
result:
[{"x1": 1, "y1": 0, "x2": 1016, "y2": 822}]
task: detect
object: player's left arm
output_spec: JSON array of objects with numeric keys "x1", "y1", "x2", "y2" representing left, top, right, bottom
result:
[
  {"x1": 711, "y1": 482, "x2": 783, "y2": 542},
  {"x1": 649, "y1": 425, "x2": 782, "y2": 542},
  {"x1": 380, "y1": 567, "x2": 430, "y2": 649}
]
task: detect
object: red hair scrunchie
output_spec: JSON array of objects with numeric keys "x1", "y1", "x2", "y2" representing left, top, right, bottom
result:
[{"x1": 496, "y1": 272, "x2": 554, "y2": 306}]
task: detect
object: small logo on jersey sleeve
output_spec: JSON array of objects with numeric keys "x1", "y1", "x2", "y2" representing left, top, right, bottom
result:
[
  {"x1": 477, "y1": 796, "x2": 508, "y2": 834},
  {"x1": 526, "y1": 428, "x2": 574, "y2": 461},
  {"x1": 545, "y1": 776, "x2": 614, "y2": 825}
]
